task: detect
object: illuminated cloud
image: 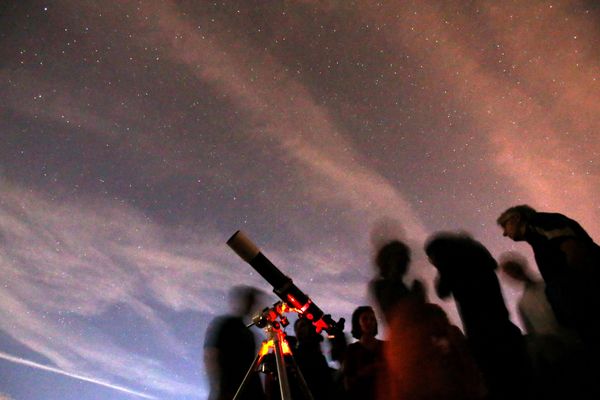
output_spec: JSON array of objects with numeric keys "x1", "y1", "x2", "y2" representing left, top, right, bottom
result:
[
  {"x1": 147, "y1": 1, "x2": 429, "y2": 244},
  {"x1": 0, "y1": 181, "x2": 221, "y2": 396},
  {"x1": 1, "y1": 1, "x2": 599, "y2": 398},
  {"x1": 0, "y1": 351, "x2": 157, "y2": 399},
  {"x1": 345, "y1": 1, "x2": 600, "y2": 235}
]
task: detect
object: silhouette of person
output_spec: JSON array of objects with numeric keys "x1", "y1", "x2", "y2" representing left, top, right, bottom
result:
[
  {"x1": 384, "y1": 300, "x2": 487, "y2": 400},
  {"x1": 425, "y1": 233, "x2": 531, "y2": 400},
  {"x1": 500, "y1": 253, "x2": 588, "y2": 399},
  {"x1": 370, "y1": 240, "x2": 426, "y2": 322},
  {"x1": 497, "y1": 205, "x2": 600, "y2": 357},
  {"x1": 499, "y1": 252, "x2": 572, "y2": 338},
  {"x1": 291, "y1": 317, "x2": 334, "y2": 400},
  {"x1": 204, "y1": 286, "x2": 266, "y2": 400},
  {"x1": 343, "y1": 306, "x2": 385, "y2": 400}
]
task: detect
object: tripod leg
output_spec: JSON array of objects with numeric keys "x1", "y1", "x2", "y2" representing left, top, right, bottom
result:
[
  {"x1": 233, "y1": 352, "x2": 263, "y2": 400},
  {"x1": 273, "y1": 335, "x2": 293, "y2": 400},
  {"x1": 286, "y1": 354, "x2": 315, "y2": 400}
]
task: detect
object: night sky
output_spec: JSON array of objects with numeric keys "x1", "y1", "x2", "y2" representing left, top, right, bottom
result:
[{"x1": 1, "y1": 1, "x2": 600, "y2": 399}]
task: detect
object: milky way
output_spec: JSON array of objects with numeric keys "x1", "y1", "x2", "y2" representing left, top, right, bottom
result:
[{"x1": 1, "y1": 1, "x2": 599, "y2": 399}]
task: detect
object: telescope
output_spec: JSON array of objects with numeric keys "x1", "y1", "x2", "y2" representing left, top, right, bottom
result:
[{"x1": 227, "y1": 230, "x2": 343, "y2": 336}]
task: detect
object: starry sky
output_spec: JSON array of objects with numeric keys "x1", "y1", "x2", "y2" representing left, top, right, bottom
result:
[{"x1": 1, "y1": 0, "x2": 599, "y2": 399}]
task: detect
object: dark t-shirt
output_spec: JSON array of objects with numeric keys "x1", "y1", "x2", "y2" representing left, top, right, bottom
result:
[
  {"x1": 343, "y1": 340, "x2": 384, "y2": 400},
  {"x1": 204, "y1": 315, "x2": 262, "y2": 400},
  {"x1": 293, "y1": 342, "x2": 334, "y2": 400}
]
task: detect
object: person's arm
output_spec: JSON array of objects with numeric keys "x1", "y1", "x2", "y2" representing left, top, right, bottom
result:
[
  {"x1": 410, "y1": 279, "x2": 427, "y2": 302},
  {"x1": 203, "y1": 318, "x2": 223, "y2": 396},
  {"x1": 435, "y1": 274, "x2": 452, "y2": 299},
  {"x1": 203, "y1": 347, "x2": 220, "y2": 395},
  {"x1": 518, "y1": 303, "x2": 534, "y2": 335}
]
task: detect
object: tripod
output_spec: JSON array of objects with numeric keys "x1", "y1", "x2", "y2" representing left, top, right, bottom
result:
[{"x1": 234, "y1": 302, "x2": 314, "y2": 400}]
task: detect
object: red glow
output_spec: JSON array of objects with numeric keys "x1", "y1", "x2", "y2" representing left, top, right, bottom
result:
[
  {"x1": 286, "y1": 294, "x2": 302, "y2": 309},
  {"x1": 281, "y1": 338, "x2": 292, "y2": 355},
  {"x1": 313, "y1": 318, "x2": 328, "y2": 333},
  {"x1": 260, "y1": 340, "x2": 273, "y2": 356},
  {"x1": 299, "y1": 300, "x2": 311, "y2": 313},
  {"x1": 285, "y1": 294, "x2": 313, "y2": 315},
  {"x1": 258, "y1": 334, "x2": 292, "y2": 357}
]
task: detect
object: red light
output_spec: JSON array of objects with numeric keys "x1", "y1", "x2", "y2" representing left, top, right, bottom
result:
[
  {"x1": 260, "y1": 340, "x2": 273, "y2": 356},
  {"x1": 306, "y1": 313, "x2": 314, "y2": 320},
  {"x1": 281, "y1": 339, "x2": 292, "y2": 355},
  {"x1": 299, "y1": 300, "x2": 311, "y2": 313},
  {"x1": 313, "y1": 319, "x2": 328, "y2": 334},
  {"x1": 286, "y1": 294, "x2": 302, "y2": 309}
]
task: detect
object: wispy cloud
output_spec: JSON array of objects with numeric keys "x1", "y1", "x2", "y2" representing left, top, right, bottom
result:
[
  {"x1": 0, "y1": 351, "x2": 157, "y2": 399},
  {"x1": 0, "y1": 181, "x2": 229, "y2": 396},
  {"x1": 2, "y1": 0, "x2": 430, "y2": 246},
  {"x1": 346, "y1": 1, "x2": 600, "y2": 235},
  {"x1": 3, "y1": 3, "x2": 598, "y2": 397},
  {"x1": 148, "y1": 0, "x2": 429, "y2": 246}
]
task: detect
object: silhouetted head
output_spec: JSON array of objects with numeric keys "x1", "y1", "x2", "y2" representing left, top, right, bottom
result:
[
  {"x1": 497, "y1": 205, "x2": 537, "y2": 241},
  {"x1": 375, "y1": 240, "x2": 411, "y2": 278},
  {"x1": 351, "y1": 305, "x2": 378, "y2": 340},
  {"x1": 424, "y1": 233, "x2": 465, "y2": 269},
  {"x1": 499, "y1": 252, "x2": 532, "y2": 284},
  {"x1": 294, "y1": 317, "x2": 323, "y2": 345},
  {"x1": 425, "y1": 232, "x2": 496, "y2": 274},
  {"x1": 228, "y1": 285, "x2": 260, "y2": 317}
]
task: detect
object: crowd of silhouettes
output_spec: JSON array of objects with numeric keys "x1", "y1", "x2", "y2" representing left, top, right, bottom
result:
[
  {"x1": 205, "y1": 204, "x2": 600, "y2": 399},
  {"x1": 425, "y1": 233, "x2": 531, "y2": 399}
]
